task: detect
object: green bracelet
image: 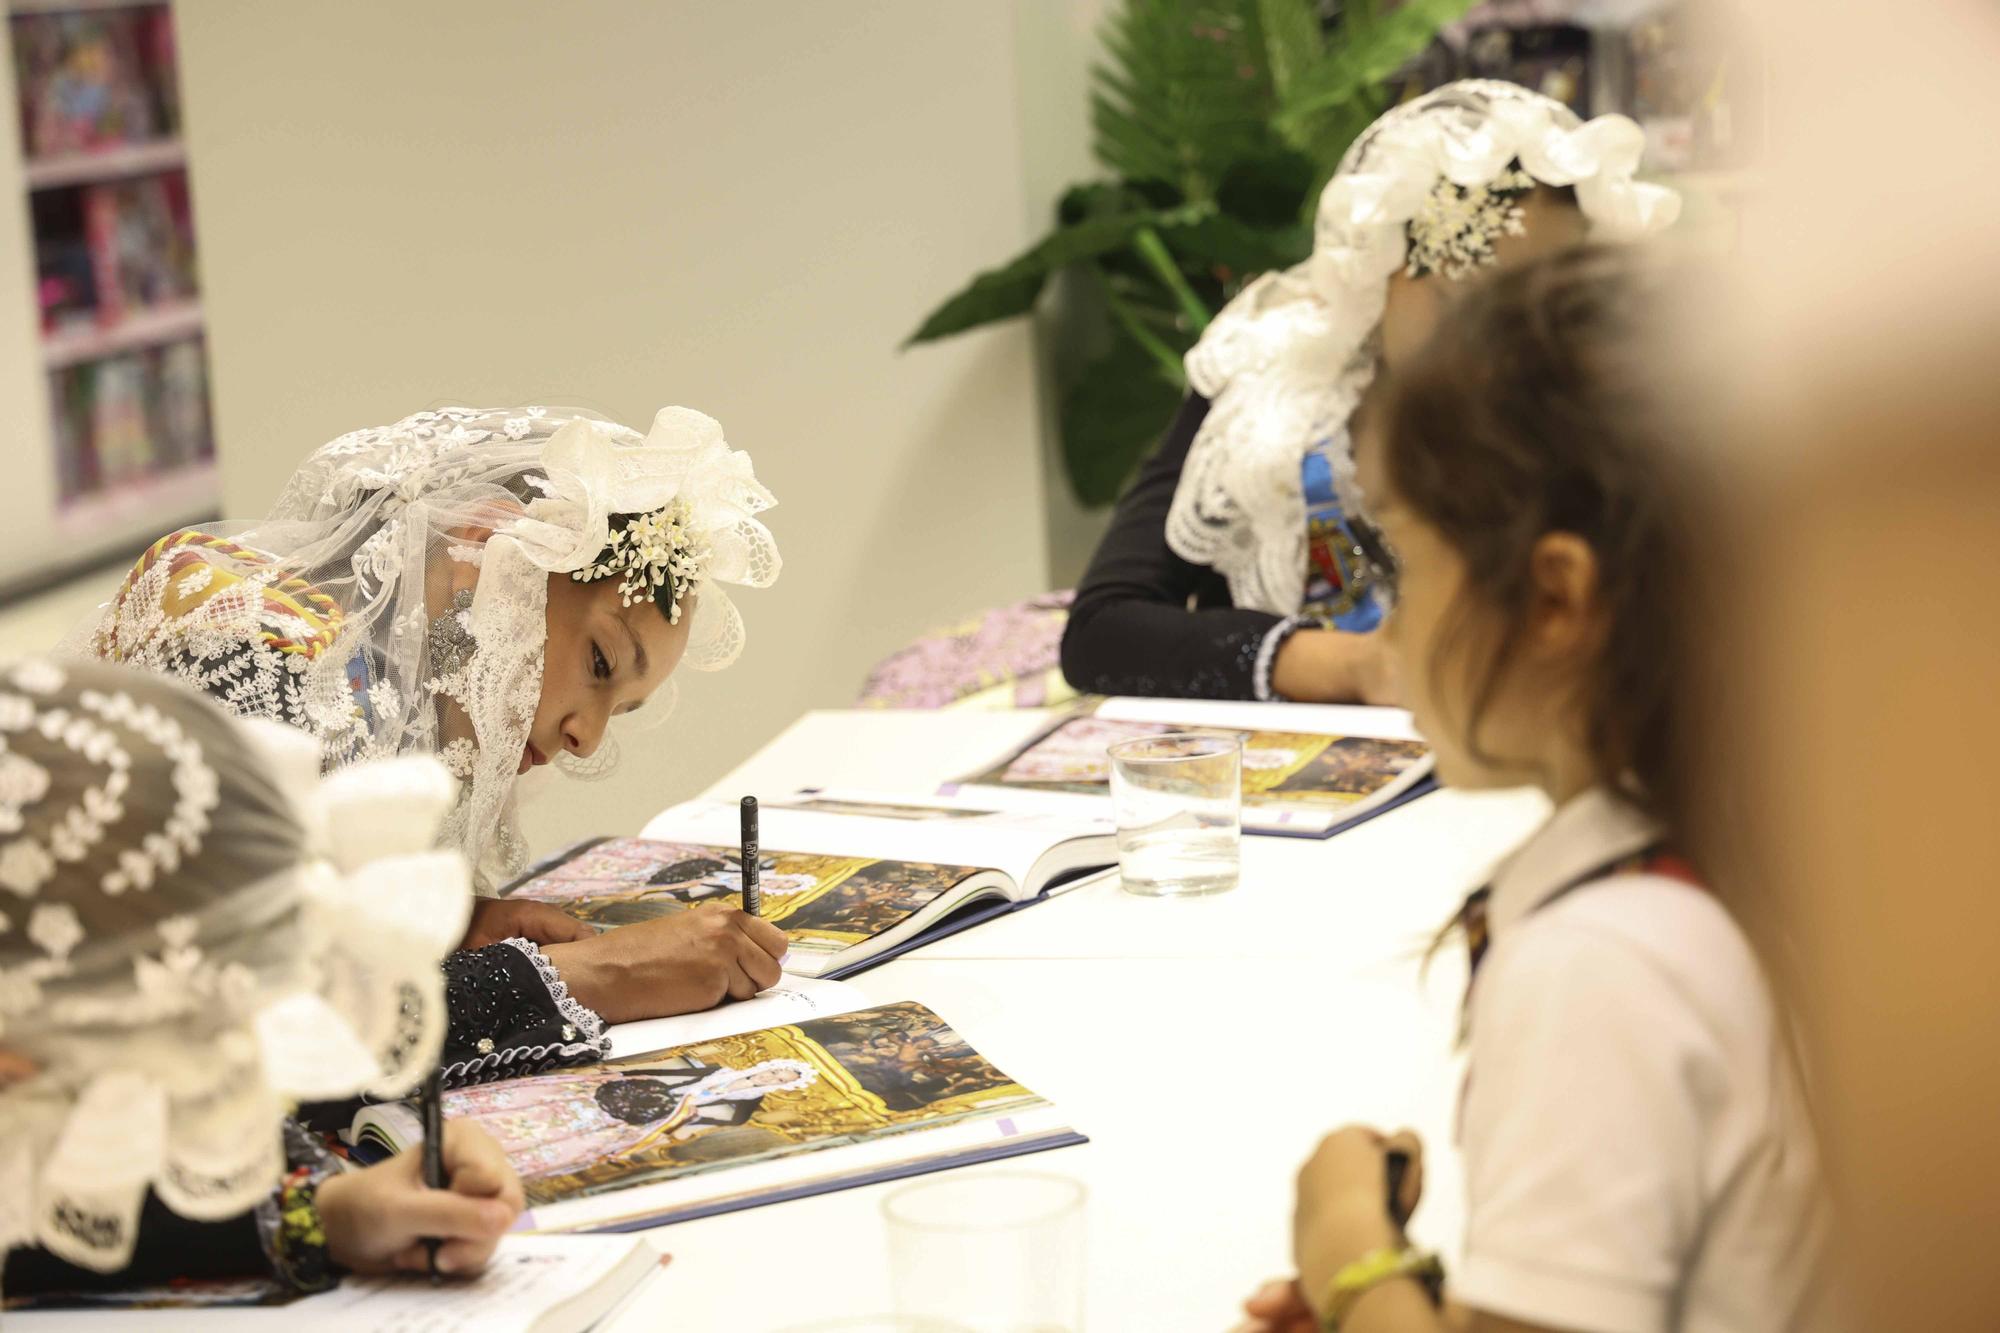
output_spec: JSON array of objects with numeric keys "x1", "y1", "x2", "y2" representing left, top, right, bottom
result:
[{"x1": 1318, "y1": 1246, "x2": 1444, "y2": 1331}]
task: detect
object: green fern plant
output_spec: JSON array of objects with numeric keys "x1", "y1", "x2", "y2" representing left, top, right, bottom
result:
[{"x1": 906, "y1": 0, "x2": 1472, "y2": 505}]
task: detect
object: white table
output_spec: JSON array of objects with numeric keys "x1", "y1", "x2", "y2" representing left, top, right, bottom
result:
[{"x1": 604, "y1": 709, "x2": 1548, "y2": 1331}]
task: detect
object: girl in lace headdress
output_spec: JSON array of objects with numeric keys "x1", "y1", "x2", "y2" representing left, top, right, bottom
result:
[
  {"x1": 76, "y1": 405, "x2": 791, "y2": 1086},
  {"x1": 0, "y1": 658, "x2": 522, "y2": 1299},
  {"x1": 1058, "y1": 79, "x2": 1681, "y2": 706}
]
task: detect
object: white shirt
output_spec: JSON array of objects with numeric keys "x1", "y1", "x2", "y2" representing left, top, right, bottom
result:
[{"x1": 1454, "y1": 788, "x2": 1823, "y2": 1333}]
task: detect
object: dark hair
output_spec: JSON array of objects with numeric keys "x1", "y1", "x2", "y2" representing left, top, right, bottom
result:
[
  {"x1": 1380, "y1": 243, "x2": 1704, "y2": 843},
  {"x1": 594, "y1": 1074, "x2": 685, "y2": 1125}
]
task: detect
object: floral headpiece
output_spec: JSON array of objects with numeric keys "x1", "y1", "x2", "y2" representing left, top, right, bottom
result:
[
  {"x1": 1404, "y1": 163, "x2": 1536, "y2": 280},
  {"x1": 1169, "y1": 80, "x2": 1682, "y2": 618},
  {"x1": 504, "y1": 406, "x2": 780, "y2": 677},
  {"x1": 570, "y1": 501, "x2": 713, "y2": 624}
]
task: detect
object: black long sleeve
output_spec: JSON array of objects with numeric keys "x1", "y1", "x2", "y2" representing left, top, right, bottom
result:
[
  {"x1": 2, "y1": 1122, "x2": 335, "y2": 1299},
  {"x1": 439, "y1": 939, "x2": 609, "y2": 1088},
  {"x1": 1060, "y1": 393, "x2": 1287, "y2": 699}
]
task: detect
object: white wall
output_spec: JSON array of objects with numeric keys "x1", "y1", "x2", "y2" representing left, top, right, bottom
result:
[
  {"x1": 1011, "y1": 0, "x2": 1117, "y2": 586},
  {"x1": 174, "y1": 2, "x2": 1075, "y2": 847}
]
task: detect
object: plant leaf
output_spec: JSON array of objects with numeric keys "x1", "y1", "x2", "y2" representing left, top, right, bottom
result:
[
  {"x1": 1247, "y1": 0, "x2": 1323, "y2": 103},
  {"x1": 1274, "y1": 0, "x2": 1474, "y2": 148},
  {"x1": 1089, "y1": 0, "x2": 1285, "y2": 202},
  {"x1": 904, "y1": 204, "x2": 1208, "y2": 345},
  {"x1": 1158, "y1": 210, "x2": 1311, "y2": 277},
  {"x1": 1061, "y1": 333, "x2": 1191, "y2": 506}
]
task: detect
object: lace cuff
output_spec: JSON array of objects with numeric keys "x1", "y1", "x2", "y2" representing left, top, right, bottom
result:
[
  {"x1": 1253, "y1": 615, "x2": 1313, "y2": 702},
  {"x1": 439, "y1": 938, "x2": 609, "y2": 1088}
]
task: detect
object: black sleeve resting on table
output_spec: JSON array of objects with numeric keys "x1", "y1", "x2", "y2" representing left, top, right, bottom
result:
[
  {"x1": 1060, "y1": 392, "x2": 1288, "y2": 700},
  {"x1": 1, "y1": 1121, "x2": 335, "y2": 1298},
  {"x1": 438, "y1": 938, "x2": 609, "y2": 1089},
  {"x1": 1, "y1": 1197, "x2": 266, "y2": 1295}
]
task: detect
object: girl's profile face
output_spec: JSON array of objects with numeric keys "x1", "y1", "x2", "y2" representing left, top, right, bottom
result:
[
  {"x1": 527, "y1": 575, "x2": 690, "y2": 774},
  {"x1": 1356, "y1": 427, "x2": 1526, "y2": 793}
]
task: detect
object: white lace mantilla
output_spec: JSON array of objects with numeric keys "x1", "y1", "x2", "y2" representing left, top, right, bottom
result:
[
  {"x1": 1170, "y1": 79, "x2": 1682, "y2": 615},
  {"x1": 0, "y1": 661, "x2": 471, "y2": 1275},
  {"x1": 75, "y1": 404, "x2": 780, "y2": 888}
]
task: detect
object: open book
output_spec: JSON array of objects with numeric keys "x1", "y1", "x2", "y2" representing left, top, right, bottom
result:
[
  {"x1": 351, "y1": 993, "x2": 1083, "y2": 1235},
  {"x1": 945, "y1": 697, "x2": 1437, "y2": 839},
  {"x1": 499, "y1": 794, "x2": 1115, "y2": 978},
  {"x1": 0, "y1": 1235, "x2": 662, "y2": 1333}
]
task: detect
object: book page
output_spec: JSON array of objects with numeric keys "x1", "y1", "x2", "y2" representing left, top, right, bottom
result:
[
  {"x1": 643, "y1": 795, "x2": 1112, "y2": 891},
  {"x1": 0, "y1": 1236, "x2": 660, "y2": 1333},
  {"x1": 499, "y1": 837, "x2": 997, "y2": 963},
  {"x1": 286, "y1": 1236, "x2": 656, "y2": 1332},
  {"x1": 953, "y1": 713, "x2": 1429, "y2": 813},
  {"x1": 428, "y1": 1002, "x2": 1063, "y2": 1233},
  {"x1": 606, "y1": 975, "x2": 868, "y2": 1058},
  {"x1": 1095, "y1": 696, "x2": 1425, "y2": 742}
]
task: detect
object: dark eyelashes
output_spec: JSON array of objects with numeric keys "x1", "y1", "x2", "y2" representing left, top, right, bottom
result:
[{"x1": 592, "y1": 644, "x2": 611, "y2": 680}]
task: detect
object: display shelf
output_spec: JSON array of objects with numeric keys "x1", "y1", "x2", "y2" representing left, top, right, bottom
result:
[
  {"x1": 8, "y1": 1, "x2": 165, "y2": 16},
  {"x1": 53, "y1": 455, "x2": 215, "y2": 540},
  {"x1": 24, "y1": 135, "x2": 183, "y2": 189},
  {"x1": 43, "y1": 296, "x2": 201, "y2": 368},
  {"x1": 0, "y1": 0, "x2": 213, "y2": 599}
]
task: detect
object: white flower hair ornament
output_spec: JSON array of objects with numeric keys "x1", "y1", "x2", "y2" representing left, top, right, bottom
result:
[
  {"x1": 497, "y1": 406, "x2": 779, "y2": 738},
  {"x1": 1169, "y1": 80, "x2": 1682, "y2": 618},
  {"x1": 0, "y1": 663, "x2": 471, "y2": 1274}
]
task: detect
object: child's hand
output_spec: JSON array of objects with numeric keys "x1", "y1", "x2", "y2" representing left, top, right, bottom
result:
[
  {"x1": 1292, "y1": 1126, "x2": 1421, "y2": 1307},
  {"x1": 0, "y1": 1048, "x2": 36, "y2": 1089},
  {"x1": 543, "y1": 908, "x2": 789, "y2": 1024},
  {"x1": 1235, "y1": 1277, "x2": 1319, "y2": 1333},
  {"x1": 315, "y1": 1123, "x2": 524, "y2": 1277},
  {"x1": 461, "y1": 897, "x2": 597, "y2": 950},
  {"x1": 1271, "y1": 630, "x2": 1401, "y2": 706}
]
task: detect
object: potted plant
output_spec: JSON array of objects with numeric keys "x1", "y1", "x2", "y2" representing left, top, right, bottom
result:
[{"x1": 906, "y1": 0, "x2": 1473, "y2": 505}]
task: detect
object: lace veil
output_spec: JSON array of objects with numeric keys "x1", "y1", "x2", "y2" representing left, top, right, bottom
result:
[
  {"x1": 1171, "y1": 79, "x2": 1683, "y2": 614},
  {"x1": 78, "y1": 405, "x2": 780, "y2": 888},
  {"x1": 0, "y1": 658, "x2": 471, "y2": 1274}
]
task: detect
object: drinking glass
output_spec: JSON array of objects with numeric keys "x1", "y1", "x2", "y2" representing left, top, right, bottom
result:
[
  {"x1": 883, "y1": 1171, "x2": 1086, "y2": 1333},
  {"x1": 1107, "y1": 732, "x2": 1242, "y2": 896}
]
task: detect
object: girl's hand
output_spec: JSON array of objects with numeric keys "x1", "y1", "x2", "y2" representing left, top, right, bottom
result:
[
  {"x1": 1271, "y1": 630, "x2": 1401, "y2": 706},
  {"x1": 545, "y1": 908, "x2": 789, "y2": 1024},
  {"x1": 0, "y1": 1048, "x2": 36, "y2": 1089},
  {"x1": 315, "y1": 1123, "x2": 524, "y2": 1277},
  {"x1": 1292, "y1": 1126, "x2": 1422, "y2": 1309},
  {"x1": 1237, "y1": 1277, "x2": 1319, "y2": 1332},
  {"x1": 461, "y1": 897, "x2": 597, "y2": 950}
]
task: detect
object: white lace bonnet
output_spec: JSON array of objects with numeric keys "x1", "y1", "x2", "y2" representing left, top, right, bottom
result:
[
  {"x1": 0, "y1": 658, "x2": 471, "y2": 1274},
  {"x1": 1170, "y1": 79, "x2": 1683, "y2": 614},
  {"x1": 277, "y1": 403, "x2": 782, "y2": 716},
  {"x1": 88, "y1": 405, "x2": 780, "y2": 888}
]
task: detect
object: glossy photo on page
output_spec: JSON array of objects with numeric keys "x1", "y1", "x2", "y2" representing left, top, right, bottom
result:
[
  {"x1": 967, "y1": 715, "x2": 1429, "y2": 808},
  {"x1": 438, "y1": 1001, "x2": 1048, "y2": 1209},
  {"x1": 501, "y1": 838, "x2": 985, "y2": 958}
]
